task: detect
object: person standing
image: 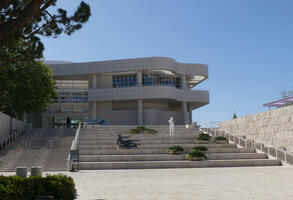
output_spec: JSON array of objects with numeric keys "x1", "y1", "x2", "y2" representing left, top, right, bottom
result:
[
  {"x1": 66, "y1": 116, "x2": 71, "y2": 128},
  {"x1": 168, "y1": 117, "x2": 175, "y2": 136}
]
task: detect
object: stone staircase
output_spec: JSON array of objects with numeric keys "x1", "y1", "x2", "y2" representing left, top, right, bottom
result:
[
  {"x1": 78, "y1": 126, "x2": 282, "y2": 170},
  {"x1": 0, "y1": 128, "x2": 75, "y2": 171}
]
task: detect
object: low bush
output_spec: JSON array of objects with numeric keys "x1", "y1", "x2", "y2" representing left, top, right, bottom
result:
[
  {"x1": 0, "y1": 174, "x2": 76, "y2": 200},
  {"x1": 166, "y1": 146, "x2": 184, "y2": 154},
  {"x1": 190, "y1": 146, "x2": 208, "y2": 152},
  {"x1": 196, "y1": 133, "x2": 211, "y2": 142},
  {"x1": 214, "y1": 136, "x2": 228, "y2": 142},
  {"x1": 128, "y1": 126, "x2": 157, "y2": 134},
  {"x1": 185, "y1": 150, "x2": 207, "y2": 160}
]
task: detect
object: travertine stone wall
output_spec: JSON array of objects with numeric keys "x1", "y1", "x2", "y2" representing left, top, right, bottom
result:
[
  {"x1": 0, "y1": 112, "x2": 24, "y2": 141},
  {"x1": 219, "y1": 105, "x2": 293, "y2": 152}
]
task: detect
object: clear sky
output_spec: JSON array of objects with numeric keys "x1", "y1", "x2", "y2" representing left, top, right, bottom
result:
[{"x1": 41, "y1": 0, "x2": 293, "y2": 124}]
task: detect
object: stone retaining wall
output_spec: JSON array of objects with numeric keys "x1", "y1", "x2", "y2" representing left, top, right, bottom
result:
[
  {"x1": 0, "y1": 112, "x2": 24, "y2": 141},
  {"x1": 219, "y1": 105, "x2": 293, "y2": 152}
]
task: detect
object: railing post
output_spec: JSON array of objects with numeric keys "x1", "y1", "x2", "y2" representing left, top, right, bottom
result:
[
  {"x1": 267, "y1": 145, "x2": 270, "y2": 157},
  {"x1": 284, "y1": 151, "x2": 287, "y2": 164}
]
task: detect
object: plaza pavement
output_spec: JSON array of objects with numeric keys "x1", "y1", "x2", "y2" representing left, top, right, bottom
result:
[{"x1": 1, "y1": 166, "x2": 293, "y2": 200}]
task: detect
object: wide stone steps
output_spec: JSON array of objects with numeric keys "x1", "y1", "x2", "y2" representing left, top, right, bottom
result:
[
  {"x1": 0, "y1": 128, "x2": 75, "y2": 171},
  {"x1": 78, "y1": 159, "x2": 281, "y2": 170},
  {"x1": 79, "y1": 153, "x2": 267, "y2": 162},
  {"x1": 79, "y1": 148, "x2": 256, "y2": 155},
  {"x1": 79, "y1": 139, "x2": 203, "y2": 145},
  {"x1": 79, "y1": 135, "x2": 198, "y2": 140},
  {"x1": 78, "y1": 143, "x2": 235, "y2": 150},
  {"x1": 76, "y1": 126, "x2": 282, "y2": 170},
  {"x1": 80, "y1": 127, "x2": 199, "y2": 134},
  {"x1": 81, "y1": 131, "x2": 198, "y2": 135}
]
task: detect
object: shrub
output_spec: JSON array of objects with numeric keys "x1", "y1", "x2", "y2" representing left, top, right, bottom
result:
[
  {"x1": 196, "y1": 133, "x2": 211, "y2": 141},
  {"x1": 128, "y1": 126, "x2": 157, "y2": 134},
  {"x1": 214, "y1": 136, "x2": 228, "y2": 142},
  {"x1": 0, "y1": 174, "x2": 76, "y2": 200},
  {"x1": 166, "y1": 146, "x2": 184, "y2": 154},
  {"x1": 190, "y1": 146, "x2": 208, "y2": 152},
  {"x1": 185, "y1": 150, "x2": 207, "y2": 160},
  {"x1": 145, "y1": 128, "x2": 158, "y2": 134}
]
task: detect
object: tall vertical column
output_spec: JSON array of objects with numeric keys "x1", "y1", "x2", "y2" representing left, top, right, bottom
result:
[
  {"x1": 138, "y1": 99, "x2": 143, "y2": 125},
  {"x1": 181, "y1": 75, "x2": 187, "y2": 89},
  {"x1": 92, "y1": 102, "x2": 96, "y2": 120},
  {"x1": 137, "y1": 70, "x2": 142, "y2": 86},
  {"x1": 92, "y1": 74, "x2": 97, "y2": 89},
  {"x1": 189, "y1": 107, "x2": 193, "y2": 124},
  {"x1": 182, "y1": 102, "x2": 188, "y2": 125},
  {"x1": 90, "y1": 74, "x2": 97, "y2": 120}
]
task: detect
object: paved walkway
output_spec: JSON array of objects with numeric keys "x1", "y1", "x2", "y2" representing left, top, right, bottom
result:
[{"x1": 2, "y1": 166, "x2": 293, "y2": 200}]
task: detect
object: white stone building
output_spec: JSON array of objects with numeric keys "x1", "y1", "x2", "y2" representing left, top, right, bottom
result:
[{"x1": 37, "y1": 57, "x2": 209, "y2": 127}]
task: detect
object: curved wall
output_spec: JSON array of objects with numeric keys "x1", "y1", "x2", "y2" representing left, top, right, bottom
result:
[
  {"x1": 88, "y1": 86, "x2": 209, "y2": 109},
  {"x1": 50, "y1": 57, "x2": 208, "y2": 78}
]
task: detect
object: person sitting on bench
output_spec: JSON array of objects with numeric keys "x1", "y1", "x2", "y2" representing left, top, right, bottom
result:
[{"x1": 117, "y1": 134, "x2": 137, "y2": 148}]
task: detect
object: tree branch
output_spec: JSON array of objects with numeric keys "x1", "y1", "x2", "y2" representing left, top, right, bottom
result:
[
  {"x1": 24, "y1": 11, "x2": 55, "y2": 39},
  {"x1": 40, "y1": 0, "x2": 57, "y2": 12},
  {"x1": 0, "y1": 0, "x2": 12, "y2": 9},
  {"x1": 0, "y1": 0, "x2": 43, "y2": 41}
]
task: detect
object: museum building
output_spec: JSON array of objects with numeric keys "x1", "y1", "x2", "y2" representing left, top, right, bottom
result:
[{"x1": 40, "y1": 57, "x2": 209, "y2": 127}]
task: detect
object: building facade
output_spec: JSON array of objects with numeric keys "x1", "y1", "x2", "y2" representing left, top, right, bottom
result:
[{"x1": 41, "y1": 57, "x2": 209, "y2": 127}]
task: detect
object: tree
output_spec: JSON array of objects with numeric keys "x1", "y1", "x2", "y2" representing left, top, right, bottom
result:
[
  {"x1": 0, "y1": 39, "x2": 58, "y2": 119},
  {"x1": 280, "y1": 88, "x2": 293, "y2": 99},
  {"x1": 0, "y1": 0, "x2": 91, "y2": 41},
  {"x1": 0, "y1": 1, "x2": 91, "y2": 118},
  {"x1": 232, "y1": 111, "x2": 237, "y2": 119}
]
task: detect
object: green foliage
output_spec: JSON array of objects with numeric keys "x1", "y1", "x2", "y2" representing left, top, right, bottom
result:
[
  {"x1": 0, "y1": 40, "x2": 57, "y2": 118},
  {"x1": 185, "y1": 150, "x2": 207, "y2": 160},
  {"x1": 190, "y1": 146, "x2": 208, "y2": 152},
  {"x1": 233, "y1": 111, "x2": 237, "y2": 119},
  {"x1": 0, "y1": 1, "x2": 91, "y2": 42},
  {"x1": 166, "y1": 146, "x2": 184, "y2": 154},
  {"x1": 0, "y1": 1, "x2": 91, "y2": 118},
  {"x1": 196, "y1": 133, "x2": 211, "y2": 141},
  {"x1": 0, "y1": 174, "x2": 75, "y2": 200},
  {"x1": 128, "y1": 126, "x2": 157, "y2": 134},
  {"x1": 214, "y1": 136, "x2": 228, "y2": 142}
]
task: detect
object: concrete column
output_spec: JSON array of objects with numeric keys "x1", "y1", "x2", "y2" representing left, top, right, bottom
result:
[
  {"x1": 138, "y1": 99, "x2": 143, "y2": 125},
  {"x1": 92, "y1": 102, "x2": 96, "y2": 120},
  {"x1": 181, "y1": 75, "x2": 187, "y2": 89},
  {"x1": 92, "y1": 74, "x2": 97, "y2": 89},
  {"x1": 189, "y1": 107, "x2": 193, "y2": 124},
  {"x1": 182, "y1": 102, "x2": 188, "y2": 125},
  {"x1": 42, "y1": 112, "x2": 48, "y2": 128},
  {"x1": 137, "y1": 71, "x2": 142, "y2": 86}
]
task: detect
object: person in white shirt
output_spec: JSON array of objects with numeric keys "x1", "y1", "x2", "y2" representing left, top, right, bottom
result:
[{"x1": 168, "y1": 117, "x2": 175, "y2": 136}]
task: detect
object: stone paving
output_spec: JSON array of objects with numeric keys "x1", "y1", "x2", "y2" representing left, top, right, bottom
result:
[{"x1": 1, "y1": 166, "x2": 293, "y2": 200}]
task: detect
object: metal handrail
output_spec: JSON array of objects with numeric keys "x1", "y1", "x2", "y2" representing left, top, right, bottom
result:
[
  {"x1": 68, "y1": 122, "x2": 81, "y2": 171},
  {"x1": 0, "y1": 127, "x2": 26, "y2": 152},
  {"x1": 196, "y1": 121, "x2": 291, "y2": 165},
  {"x1": 71, "y1": 122, "x2": 81, "y2": 151}
]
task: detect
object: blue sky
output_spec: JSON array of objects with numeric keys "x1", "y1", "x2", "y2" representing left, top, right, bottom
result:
[{"x1": 42, "y1": 0, "x2": 293, "y2": 123}]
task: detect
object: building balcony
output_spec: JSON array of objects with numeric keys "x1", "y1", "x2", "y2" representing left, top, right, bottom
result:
[{"x1": 88, "y1": 86, "x2": 209, "y2": 109}]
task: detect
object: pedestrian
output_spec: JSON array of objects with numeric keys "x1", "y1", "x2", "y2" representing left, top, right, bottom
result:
[
  {"x1": 168, "y1": 116, "x2": 175, "y2": 136},
  {"x1": 66, "y1": 116, "x2": 71, "y2": 128}
]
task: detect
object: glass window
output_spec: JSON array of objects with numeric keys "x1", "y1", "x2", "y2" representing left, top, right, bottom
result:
[
  {"x1": 112, "y1": 74, "x2": 137, "y2": 88},
  {"x1": 142, "y1": 73, "x2": 181, "y2": 88}
]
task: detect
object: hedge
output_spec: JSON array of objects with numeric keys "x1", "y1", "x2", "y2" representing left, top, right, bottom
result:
[{"x1": 0, "y1": 174, "x2": 76, "y2": 200}]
